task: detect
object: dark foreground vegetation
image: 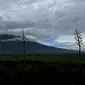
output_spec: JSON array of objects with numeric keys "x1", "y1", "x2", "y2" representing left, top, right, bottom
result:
[{"x1": 0, "y1": 60, "x2": 85, "y2": 85}]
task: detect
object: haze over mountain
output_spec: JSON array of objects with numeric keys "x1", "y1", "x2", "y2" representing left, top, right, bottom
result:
[{"x1": 0, "y1": 34, "x2": 78, "y2": 55}]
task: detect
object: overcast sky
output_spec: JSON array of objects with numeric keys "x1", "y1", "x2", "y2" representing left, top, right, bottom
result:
[{"x1": 0, "y1": 0, "x2": 85, "y2": 50}]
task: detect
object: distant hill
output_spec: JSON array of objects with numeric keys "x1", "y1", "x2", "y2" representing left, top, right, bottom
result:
[{"x1": 0, "y1": 34, "x2": 77, "y2": 55}]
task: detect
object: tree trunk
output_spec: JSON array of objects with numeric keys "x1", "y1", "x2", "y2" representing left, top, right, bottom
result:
[
  {"x1": 22, "y1": 28, "x2": 26, "y2": 68},
  {"x1": 79, "y1": 45, "x2": 81, "y2": 56},
  {"x1": 23, "y1": 37, "x2": 26, "y2": 67}
]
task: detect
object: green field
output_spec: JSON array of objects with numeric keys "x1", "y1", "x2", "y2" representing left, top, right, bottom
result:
[{"x1": 0, "y1": 56, "x2": 85, "y2": 63}]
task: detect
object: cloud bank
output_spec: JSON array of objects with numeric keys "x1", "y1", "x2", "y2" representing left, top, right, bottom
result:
[{"x1": 0, "y1": 0, "x2": 85, "y2": 50}]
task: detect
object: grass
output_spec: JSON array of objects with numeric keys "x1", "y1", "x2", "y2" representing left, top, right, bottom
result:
[{"x1": 0, "y1": 55, "x2": 85, "y2": 63}]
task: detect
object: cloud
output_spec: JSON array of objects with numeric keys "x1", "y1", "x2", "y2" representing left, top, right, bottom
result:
[
  {"x1": 55, "y1": 33, "x2": 85, "y2": 50},
  {"x1": 55, "y1": 35, "x2": 75, "y2": 43},
  {"x1": 0, "y1": 0, "x2": 85, "y2": 47},
  {"x1": 1, "y1": 34, "x2": 38, "y2": 42}
]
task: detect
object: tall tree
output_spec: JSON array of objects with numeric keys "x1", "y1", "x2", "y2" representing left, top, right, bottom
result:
[
  {"x1": 21, "y1": 28, "x2": 26, "y2": 67},
  {"x1": 74, "y1": 28, "x2": 83, "y2": 56}
]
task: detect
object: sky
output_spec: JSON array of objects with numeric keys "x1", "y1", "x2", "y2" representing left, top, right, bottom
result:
[{"x1": 0, "y1": 0, "x2": 85, "y2": 50}]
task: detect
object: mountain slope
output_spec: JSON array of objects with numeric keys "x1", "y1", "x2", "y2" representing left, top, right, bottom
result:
[
  {"x1": 0, "y1": 40, "x2": 77, "y2": 55},
  {"x1": 0, "y1": 34, "x2": 77, "y2": 55}
]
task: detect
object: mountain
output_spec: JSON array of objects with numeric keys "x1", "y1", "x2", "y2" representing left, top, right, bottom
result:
[
  {"x1": 0, "y1": 34, "x2": 19, "y2": 40},
  {"x1": 0, "y1": 34, "x2": 77, "y2": 55}
]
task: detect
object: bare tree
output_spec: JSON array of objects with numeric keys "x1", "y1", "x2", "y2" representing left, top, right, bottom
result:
[
  {"x1": 21, "y1": 28, "x2": 26, "y2": 67},
  {"x1": 74, "y1": 28, "x2": 83, "y2": 56}
]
